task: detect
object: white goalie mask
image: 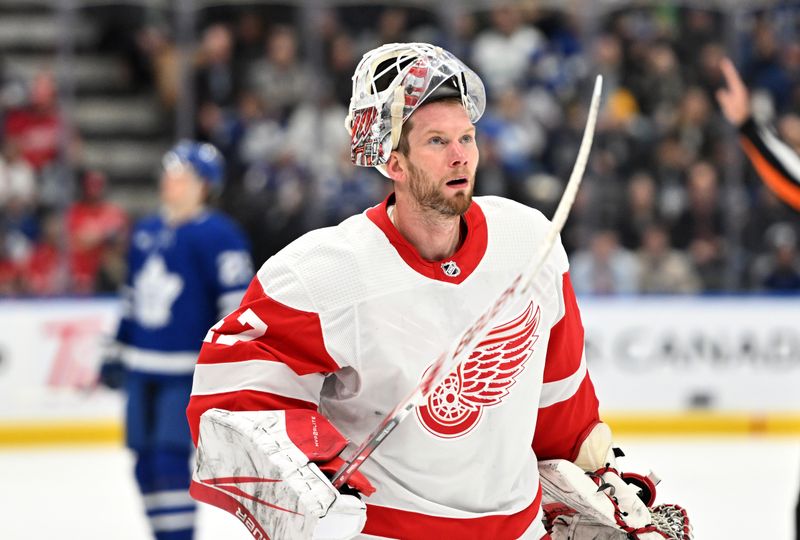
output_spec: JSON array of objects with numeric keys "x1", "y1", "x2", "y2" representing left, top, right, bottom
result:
[{"x1": 345, "y1": 42, "x2": 486, "y2": 176}]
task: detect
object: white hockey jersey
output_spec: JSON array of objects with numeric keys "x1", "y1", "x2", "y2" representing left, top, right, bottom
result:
[{"x1": 188, "y1": 195, "x2": 600, "y2": 539}]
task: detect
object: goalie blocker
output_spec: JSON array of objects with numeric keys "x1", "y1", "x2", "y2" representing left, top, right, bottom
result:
[{"x1": 190, "y1": 409, "x2": 374, "y2": 540}]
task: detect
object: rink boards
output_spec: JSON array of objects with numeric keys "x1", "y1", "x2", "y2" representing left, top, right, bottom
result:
[{"x1": 0, "y1": 296, "x2": 798, "y2": 445}]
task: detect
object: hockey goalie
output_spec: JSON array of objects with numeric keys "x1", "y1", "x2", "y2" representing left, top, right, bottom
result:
[{"x1": 186, "y1": 41, "x2": 692, "y2": 539}]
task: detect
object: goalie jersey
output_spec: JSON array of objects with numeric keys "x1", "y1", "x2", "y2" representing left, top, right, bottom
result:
[
  {"x1": 187, "y1": 195, "x2": 601, "y2": 539},
  {"x1": 114, "y1": 211, "x2": 252, "y2": 375}
]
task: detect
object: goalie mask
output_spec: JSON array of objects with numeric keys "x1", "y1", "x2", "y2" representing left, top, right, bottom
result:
[{"x1": 345, "y1": 42, "x2": 486, "y2": 176}]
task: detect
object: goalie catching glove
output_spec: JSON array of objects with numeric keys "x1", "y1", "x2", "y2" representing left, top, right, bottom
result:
[
  {"x1": 190, "y1": 408, "x2": 375, "y2": 540},
  {"x1": 540, "y1": 423, "x2": 692, "y2": 540}
]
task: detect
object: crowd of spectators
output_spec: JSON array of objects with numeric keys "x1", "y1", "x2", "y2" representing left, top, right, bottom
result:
[
  {"x1": 0, "y1": 62, "x2": 129, "y2": 296},
  {"x1": 1, "y1": 3, "x2": 800, "y2": 296}
]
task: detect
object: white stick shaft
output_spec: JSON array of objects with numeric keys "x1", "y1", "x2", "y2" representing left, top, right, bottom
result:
[{"x1": 332, "y1": 75, "x2": 603, "y2": 489}]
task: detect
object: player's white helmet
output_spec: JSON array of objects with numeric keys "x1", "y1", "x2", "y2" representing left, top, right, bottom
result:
[{"x1": 345, "y1": 42, "x2": 486, "y2": 176}]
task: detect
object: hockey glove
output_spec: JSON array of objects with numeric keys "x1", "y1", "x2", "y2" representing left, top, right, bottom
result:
[
  {"x1": 190, "y1": 408, "x2": 374, "y2": 540},
  {"x1": 539, "y1": 423, "x2": 692, "y2": 540},
  {"x1": 97, "y1": 357, "x2": 126, "y2": 390},
  {"x1": 96, "y1": 339, "x2": 126, "y2": 390}
]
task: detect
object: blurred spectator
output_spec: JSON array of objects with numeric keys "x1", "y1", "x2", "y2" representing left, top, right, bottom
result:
[
  {"x1": 378, "y1": 8, "x2": 410, "y2": 43},
  {"x1": 356, "y1": 7, "x2": 438, "y2": 57},
  {"x1": 671, "y1": 160, "x2": 727, "y2": 290},
  {"x1": 232, "y1": 11, "x2": 267, "y2": 76},
  {"x1": 135, "y1": 24, "x2": 179, "y2": 110},
  {"x1": 692, "y1": 42, "x2": 726, "y2": 97},
  {"x1": 237, "y1": 90, "x2": 286, "y2": 167},
  {"x1": 0, "y1": 124, "x2": 44, "y2": 288},
  {"x1": 635, "y1": 41, "x2": 684, "y2": 121},
  {"x1": 637, "y1": 222, "x2": 701, "y2": 294},
  {"x1": 284, "y1": 89, "x2": 349, "y2": 181},
  {"x1": 0, "y1": 226, "x2": 21, "y2": 295},
  {"x1": 235, "y1": 158, "x2": 313, "y2": 266},
  {"x1": 741, "y1": 189, "x2": 799, "y2": 258},
  {"x1": 357, "y1": 8, "x2": 412, "y2": 54},
  {"x1": 247, "y1": 25, "x2": 314, "y2": 120},
  {"x1": 320, "y1": 148, "x2": 385, "y2": 226},
  {"x1": 20, "y1": 211, "x2": 67, "y2": 296},
  {"x1": 472, "y1": 5, "x2": 545, "y2": 94},
  {"x1": 652, "y1": 135, "x2": 692, "y2": 219},
  {"x1": 65, "y1": 170, "x2": 128, "y2": 294},
  {"x1": 94, "y1": 234, "x2": 128, "y2": 294},
  {"x1": 592, "y1": 33, "x2": 625, "y2": 97},
  {"x1": 0, "y1": 137, "x2": 37, "y2": 208},
  {"x1": 747, "y1": 18, "x2": 793, "y2": 110},
  {"x1": 0, "y1": 177, "x2": 39, "y2": 251},
  {"x1": 479, "y1": 87, "x2": 545, "y2": 185},
  {"x1": 474, "y1": 125, "x2": 511, "y2": 201},
  {"x1": 196, "y1": 100, "x2": 245, "y2": 170},
  {"x1": 672, "y1": 86, "x2": 724, "y2": 163},
  {"x1": 570, "y1": 229, "x2": 640, "y2": 295},
  {"x1": 677, "y1": 9, "x2": 718, "y2": 57},
  {"x1": 447, "y1": 11, "x2": 479, "y2": 63},
  {"x1": 0, "y1": 56, "x2": 27, "y2": 113},
  {"x1": 195, "y1": 24, "x2": 241, "y2": 109},
  {"x1": 616, "y1": 171, "x2": 661, "y2": 250},
  {"x1": 750, "y1": 222, "x2": 800, "y2": 292},
  {"x1": 328, "y1": 34, "x2": 359, "y2": 107},
  {"x1": 3, "y1": 71, "x2": 65, "y2": 172}
]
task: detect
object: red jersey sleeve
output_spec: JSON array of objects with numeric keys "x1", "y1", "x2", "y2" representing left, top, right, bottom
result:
[
  {"x1": 187, "y1": 277, "x2": 341, "y2": 445},
  {"x1": 532, "y1": 272, "x2": 600, "y2": 461}
]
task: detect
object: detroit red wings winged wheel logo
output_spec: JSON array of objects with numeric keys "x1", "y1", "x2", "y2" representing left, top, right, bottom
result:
[{"x1": 416, "y1": 303, "x2": 540, "y2": 438}]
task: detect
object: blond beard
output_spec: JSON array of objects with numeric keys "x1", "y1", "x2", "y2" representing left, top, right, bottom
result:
[{"x1": 407, "y1": 161, "x2": 473, "y2": 216}]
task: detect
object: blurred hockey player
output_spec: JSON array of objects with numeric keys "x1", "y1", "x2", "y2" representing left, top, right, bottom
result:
[
  {"x1": 186, "y1": 44, "x2": 690, "y2": 539},
  {"x1": 716, "y1": 56, "x2": 800, "y2": 210},
  {"x1": 99, "y1": 140, "x2": 253, "y2": 540}
]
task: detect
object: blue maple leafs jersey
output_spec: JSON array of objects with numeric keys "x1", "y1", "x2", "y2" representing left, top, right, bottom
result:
[{"x1": 115, "y1": 211, "x2": 253, "y2": 375}]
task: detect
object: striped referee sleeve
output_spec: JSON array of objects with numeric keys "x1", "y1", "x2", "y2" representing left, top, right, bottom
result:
[{"x1": 740, "y1": 117, "x2": 800, "y2": 211}]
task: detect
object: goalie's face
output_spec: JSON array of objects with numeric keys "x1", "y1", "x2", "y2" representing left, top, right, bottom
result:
[{"x1": 388, "y1": 100, "x2": 478, "y2": 217}]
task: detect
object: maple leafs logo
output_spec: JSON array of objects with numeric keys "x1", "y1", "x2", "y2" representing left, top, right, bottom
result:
[
  {"x1": 132, "y1": 255, "x2": 183, "y2": 328},
  {"x1": 416, "y1": 303, "x2": 540, "y2": 438}
]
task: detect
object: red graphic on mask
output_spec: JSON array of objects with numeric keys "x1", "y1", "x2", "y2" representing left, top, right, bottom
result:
[{"x1": 350, "y1": 106, "x2": 380, "y2": 166}]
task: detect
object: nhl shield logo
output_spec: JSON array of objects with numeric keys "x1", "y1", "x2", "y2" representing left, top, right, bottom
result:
[{"x1": 441, "y1": 260, "x2": 461, "y2": 277}]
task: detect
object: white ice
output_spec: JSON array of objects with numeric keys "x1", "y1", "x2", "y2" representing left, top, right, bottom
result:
[{"x1": 1, "y1": 437, "x2": 797, "y2": 539}]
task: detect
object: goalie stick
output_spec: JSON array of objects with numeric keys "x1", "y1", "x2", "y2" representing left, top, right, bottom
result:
[{"x1": 332, "y1": 75, "x2": 604, "y2": 489}]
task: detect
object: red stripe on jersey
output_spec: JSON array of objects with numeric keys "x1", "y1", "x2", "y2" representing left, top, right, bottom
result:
[
  {"x1": 198, "y1": 279, "x2": 340, "y2": 376},
  {"x1": 532, "y1": 374, "x2": 600, "y2": 462},
  {"x1": 363, "y1": 484, "x2": 541, "y2": 539},
  {"x1": 187, "y1": 389, "x2": 316, "y2": 445},
  {"x1": 543, "y1": 273, "x2": 584, "y2": 382}
]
